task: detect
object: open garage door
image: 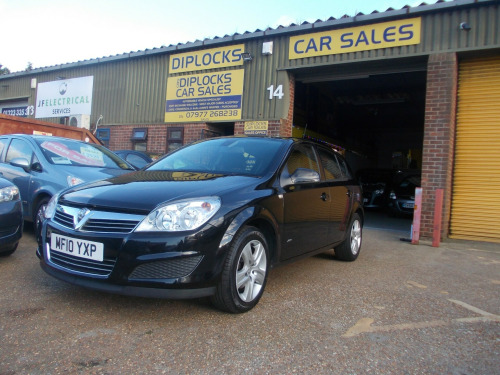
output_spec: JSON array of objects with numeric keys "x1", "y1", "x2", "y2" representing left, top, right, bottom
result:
[
  {"x1": 291, "y1": 58, "x2": 427, "y2": 232},
  {"x1": 450, "y1": 56, "x2": 500, "y2": 243},
  {"x1": 292, "y1": 58, "x2": 427, "y2": 172}
]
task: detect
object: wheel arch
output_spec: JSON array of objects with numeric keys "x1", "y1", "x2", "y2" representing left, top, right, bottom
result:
[
  {"x1": 30, "y1": 192, "x2": 52, "y2": 222},
  {"x1": 219, "y1": 206, "x2": 280, "y2": 266}
]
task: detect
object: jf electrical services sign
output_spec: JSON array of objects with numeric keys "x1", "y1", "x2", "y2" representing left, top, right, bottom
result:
[
  {"x1": 165, "y1": 45, "x2": 245, "y2": 123},
  {"x1": 35, "y1": 76, "x2": 94, "y2": 118},
  {"x1": 289, "y1": 18, "x2": 421, "y2": 59}
]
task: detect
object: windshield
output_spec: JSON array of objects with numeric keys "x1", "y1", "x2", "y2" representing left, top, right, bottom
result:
[
  {"x1": 148, "y1": 137, "x2": 285, "y2": 176},
  {"x1": 35, "y1": 139, "x2": 133, "y2": 170}
]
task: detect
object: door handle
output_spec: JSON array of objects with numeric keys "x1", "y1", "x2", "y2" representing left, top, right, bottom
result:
[{"x1": 320, "y1": 192, "x2": 328, "y2": 201}]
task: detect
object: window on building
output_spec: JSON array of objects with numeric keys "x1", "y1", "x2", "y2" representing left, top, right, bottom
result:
[
  {"x1": 167, "y1": 127, "x2": 184, "y2": 153},
  {"x1": 131, "y1": 128, "x2": 148, "y2": 151},
  {"x1": 96, "y1": 128, "x2": 110, "y2": 147}
]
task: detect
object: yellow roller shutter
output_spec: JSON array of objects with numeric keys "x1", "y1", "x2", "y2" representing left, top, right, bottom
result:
[{"x1": 450, "y1": 56, "x2": 500, "y2": 243}]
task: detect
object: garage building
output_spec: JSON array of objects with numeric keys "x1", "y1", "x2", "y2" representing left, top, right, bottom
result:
[{"x1": 1, "y1": 0, "x2": 499, "y2": 243}]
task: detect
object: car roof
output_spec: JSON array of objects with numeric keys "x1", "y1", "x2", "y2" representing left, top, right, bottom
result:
[{"x1": 3, "y1": 134, "x2": 93, "y2": 144}]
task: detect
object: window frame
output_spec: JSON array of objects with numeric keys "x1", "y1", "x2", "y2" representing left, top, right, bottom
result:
[{"x1": 167, "y1": 127, "x2": 184, "y2": 153}]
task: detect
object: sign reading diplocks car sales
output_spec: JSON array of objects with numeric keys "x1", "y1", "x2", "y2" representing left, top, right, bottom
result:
[
  {"x1": 165, "y1": 45, "x2": 245, "y2": 123},
  {"x1": 35, "y1": 76, "x2": 94, "y2": 118},
  {"x1": 289, "y1": 18, "x2": 421, "y2": 59}
]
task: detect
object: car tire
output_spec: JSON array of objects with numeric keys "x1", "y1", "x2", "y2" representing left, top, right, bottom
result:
[
  {"x1": 211, "y1": 226, "x2": 269, "y2": 313},
  {"x1": 0, "y1": 243, "x2": 18, "y2": 257},
  {"x1": 334, "y1": 213, "x2": 362, "y2": 261},
  {"x1": 34, "y1": 197, "x2": 50, "y2": 236}
]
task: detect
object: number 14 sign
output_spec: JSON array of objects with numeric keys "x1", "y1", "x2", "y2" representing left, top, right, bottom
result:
[{"x1": 267, "y1": 85, "x2": 284, "y2": 100}]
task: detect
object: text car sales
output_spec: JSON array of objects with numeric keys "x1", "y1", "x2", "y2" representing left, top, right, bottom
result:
[
  {"x1": 292, "y1": 23, "x2": 416, "y2": 55},
  {"x1": 175, "y1": 73, "x2": 232, "y2": 98}
]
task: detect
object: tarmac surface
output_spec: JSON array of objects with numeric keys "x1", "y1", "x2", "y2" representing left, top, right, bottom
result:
[{"x1": 1, "y1": 217, "x2": 499, "y2": 375}]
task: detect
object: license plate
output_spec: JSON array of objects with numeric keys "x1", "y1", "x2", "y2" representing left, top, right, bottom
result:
[
  {"x1": 363, "y1": 198, "x2": 369, "y2": 203},
  {"x1": 50, "y1": 233, "x2": 104, "y2": 262},
  {"x1": 402, "y1": 202, "x2": 414, "y2": 209}
]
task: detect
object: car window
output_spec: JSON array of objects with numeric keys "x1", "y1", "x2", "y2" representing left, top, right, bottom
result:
[
  {"x1": 398, "y1": 175, "x2": 421, "y2": 192},
  {"x1": 149, "y1": 137, "x2": 284, "y2": 176},
  {"x1": 5, "y1": 139, "x2": 33, "y2": 164},
  {"x1": 0, "y1": 138, "x2": 9, "y2": 160},
  {"x1": 280, "y1": 144, "x2": 320, "y2": 186},
  {"x1": 337, "y1": 155, "x2": 352, "y2": 180},
  {"x1": 317, "y1": 148, "x2": 342, "y2": 181},
  {"x1": 126, "y1": 154, "x2": 149, "y2": 168},
  {"x1": 35, "y1": 138, "x2": 133, "y2": 170}
]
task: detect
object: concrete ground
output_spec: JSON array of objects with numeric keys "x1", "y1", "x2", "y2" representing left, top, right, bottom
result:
[{"x1": 0, "y1": 219, "x2": 499, "y2": 375}]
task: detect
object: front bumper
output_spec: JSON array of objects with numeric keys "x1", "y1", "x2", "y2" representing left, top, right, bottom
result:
[
  {"x1": 40, "y1": 261, "x2": 215, "y2": 298},
  {"x1": 388, "y1": 198, "x2": 415, "y2": 215},
  {"x1": 0, "y1": 200, "x2": 23, "y2": 254},
  {"x1": 38, "y1": 218, "x2": 228, "y2": 299}
]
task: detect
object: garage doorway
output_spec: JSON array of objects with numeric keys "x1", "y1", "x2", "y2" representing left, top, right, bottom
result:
[{"x1": 292, "y1": 58, "x2": 427, "y2": 232}]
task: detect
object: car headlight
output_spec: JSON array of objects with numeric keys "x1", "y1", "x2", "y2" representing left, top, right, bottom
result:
[
  {"x1": 44, "y1": 194, "x2": 59, "y2": 219},
  {"x1": 67, "y1": 176, "x2": 85, "y2": 187},
  {"x1": 135, "y1": 197, "x2": 221, "y2": 232},
  {"x1": 0, "y1": 185, "x2": 20, "y2": 202}
]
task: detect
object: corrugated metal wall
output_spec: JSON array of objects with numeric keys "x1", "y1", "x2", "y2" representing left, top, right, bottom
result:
[
  {"x1": 450, "y1": 55, "x2": 500, "y2": 243},
  {"x1": 1, "y1": 2, "x2": 499, "y2": 125},
  {"x1": 0, "y1": 76, "x2": 32, "y2": 103}
]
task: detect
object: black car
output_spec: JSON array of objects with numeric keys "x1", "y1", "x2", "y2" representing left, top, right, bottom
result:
[
  {"x1": 0, "y1": 176, "x2": 23, "y2": 256},
  {"x1": 38, "y1": 137, "x2": 363, "y2": 313},
  {"x1": 387, "y1": 172, "x2": 421, "y2": 216},
  {"x1": 356, "y1": 168, "x2": 395, "y2": 209}
]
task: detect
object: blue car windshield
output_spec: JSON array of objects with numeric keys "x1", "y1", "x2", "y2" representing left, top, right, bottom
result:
[
  {"x1": 148, "y1": 137, "x2": 286, "y2": 176},
  {"x1": 35, "y1": 139, "x2": 133, "y2": 170}
]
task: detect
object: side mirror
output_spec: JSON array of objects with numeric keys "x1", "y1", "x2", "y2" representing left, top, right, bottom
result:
[
  {"x1": 10, "y1": 157, "x2": 31, "y2": 173},
  {"x1": 290, "y1": 168, "x2": 320, "y2": 184}
]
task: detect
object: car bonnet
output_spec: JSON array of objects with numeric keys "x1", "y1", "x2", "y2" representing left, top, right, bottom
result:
[{"x1": 58, "y1": 170, "x2": 262, "y2": 213}]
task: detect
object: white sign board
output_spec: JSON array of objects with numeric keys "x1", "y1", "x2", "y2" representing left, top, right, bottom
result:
[{"x1": 35, "y1": 76, "x2": 94, "y2": 118}]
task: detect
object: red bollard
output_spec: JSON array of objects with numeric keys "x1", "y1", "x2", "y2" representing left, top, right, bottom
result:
[
  {"x1": 432, "y1": 189, "x2": 444, "y2": 247},
  {"x1": 412, "y1": 187, "x2": 423, "y2": 245}
]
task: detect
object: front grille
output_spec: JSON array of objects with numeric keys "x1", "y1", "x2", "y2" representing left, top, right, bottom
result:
[
  {"x1": 49, "y1": 250, "x2": 116, "y2": 276},
  {"x1": 52, "y1": 205, "x2": 145, "y2": 233},
  {"x1": 82, "y1": 218, "x2": 140, "y2": 233},
  {"x1": 54, "y1": 210, "x2": 73, "y2": 227},
  {"x1": 129, "y1": 256, "x2": 203, "y2": 279}
]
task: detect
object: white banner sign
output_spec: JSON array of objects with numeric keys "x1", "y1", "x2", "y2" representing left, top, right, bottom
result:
[{"x1": 35, "y1": 76, "x2": 94, "y2": 118}]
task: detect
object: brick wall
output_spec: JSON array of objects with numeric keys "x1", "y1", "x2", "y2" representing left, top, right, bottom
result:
[
  {"x1": 108, "y1": 123, "x2": 215, "y2": 153},
  {"x1": 281, "y1": 73, "x2": 295, "y2": 137},
  {"x1": 421, "y1": 52, "x2": 458, "y2": 240}
]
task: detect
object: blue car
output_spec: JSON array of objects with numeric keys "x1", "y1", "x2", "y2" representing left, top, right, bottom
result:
[
  {"x1": 0, "y1": 176, "x2": 23, "y2": 256},
  {"x1": 0, "y1": 134, "x2": 135, "y2": 234}
]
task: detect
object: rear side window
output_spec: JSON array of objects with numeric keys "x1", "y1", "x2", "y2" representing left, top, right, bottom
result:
[{"x1": 5, "y1": 139, "x2": 33, "y2": 164}]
